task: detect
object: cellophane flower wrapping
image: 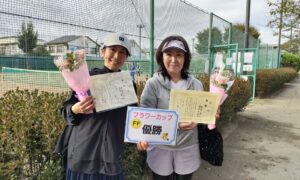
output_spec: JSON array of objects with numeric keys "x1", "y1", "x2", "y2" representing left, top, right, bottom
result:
[
  {"x1": 54, "y1": 49, "x2": 91, "y2": 101},
  {"x1": 208, "y1": 52, "x2": 235, "y2": 129}
]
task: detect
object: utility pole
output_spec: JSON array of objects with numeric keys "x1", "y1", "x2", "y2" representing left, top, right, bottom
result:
[
  {"x1": 244, "y1": 0, "x2": 251, "y2": 48},
  {"x1": 137, "y1": 24, "x2": 144, "y2": 61},
  {"x1": 277, "y1": 0, "x2": 284, "y2": 68},
  {"x1": 149, "y1": 0, "x2": 154, "y2": 76},
  {"x1": 192, "y1": 38, "x2": 195, "y2": 54}
]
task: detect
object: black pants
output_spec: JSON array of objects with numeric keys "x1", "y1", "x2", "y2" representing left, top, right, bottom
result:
[{"x1": 152, "y1": 172, "x2": 193, "y2": 180}]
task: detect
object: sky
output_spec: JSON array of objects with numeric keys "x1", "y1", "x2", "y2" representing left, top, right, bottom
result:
[
  {"x1": 187, "y1": 0, "x2": 282, "y2": 45},
  {"x1": 0, "y1": 0, "x2": 284, "y2": 47}
]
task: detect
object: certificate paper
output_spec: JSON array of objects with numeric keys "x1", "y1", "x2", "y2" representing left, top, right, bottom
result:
[
  {"x1": 169, "y1": 89, "x2": 221, "y2": 124},
  {"x1": 124, "y1": 106, "x2": 178, "y2": 145},
  {"x1": 90, "y1": 71, "x2": 138, "y2": 112}
]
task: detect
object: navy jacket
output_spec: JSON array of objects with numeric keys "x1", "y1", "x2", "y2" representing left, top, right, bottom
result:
[{"x1": 61, "y1": 66, "x2": 136, "y2": 175}]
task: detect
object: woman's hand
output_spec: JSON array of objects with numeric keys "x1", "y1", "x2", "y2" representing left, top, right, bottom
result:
[
  {"x1": 178, "y1": 121, "x2": 197, "y2": 131},
  {"x1": 71, "y1": 96, "x2": 95, "y2": 114},
  {"x1": 137, "y1": 141, "x2": 149, "y2": 151}
]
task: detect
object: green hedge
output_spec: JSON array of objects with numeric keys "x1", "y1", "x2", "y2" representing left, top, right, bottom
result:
[
  {"x1": 255, "y1": 67, "x2": 298, "y2": 97},
  {"x1": 281, "y1": 52, "x2": 300, "y2": 72},
  {"x1": 0, "y1": 89, "x2": 150, "y2": 179},
  {"x1": 0, "y1": 76, "x2": 253, "y2": 179},
  {"x1": 0, "y1": 89, "x2": 67, "y2": 179},
  {"x1": 219, "y1": 77, "x2": 252, "y2": 122}
]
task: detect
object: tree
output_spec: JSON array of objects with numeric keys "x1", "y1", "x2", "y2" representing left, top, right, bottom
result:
[
  {"x1": 31, "y1": 46, "x2": 50, "y2": 56},
  {"x1": 231, "y1": 23, "x2": 260, "y2": 39},
  {"x1": 267, "y1": 0, "x2": 300, "y2": 40},
  {"x1": 224, "y1": 23, "x2": 261, "y2": 48},
  {"x1": 195, "y1": 27, "x2": 223, "y2": 54},
  {"x1": 17, "y1": 22, "x2": 38, "y2": 54},
  {"x1": 281, "y1": 37, "x2": 300, "y2": 55}
]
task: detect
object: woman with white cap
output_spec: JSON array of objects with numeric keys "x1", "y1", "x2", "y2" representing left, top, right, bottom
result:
[
  {"x1": 137, "y1": 35, "x2": 203, "y2": 180},
  {"x1": 61, "y1": 33, "x2": 135, "y2": 180}
]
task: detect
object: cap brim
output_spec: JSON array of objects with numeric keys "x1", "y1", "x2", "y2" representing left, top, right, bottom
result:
[
  {"x1": 102, "y1": 45, "x2": 131, "y2": 56},
  {"x1": 162, "y1": 46, "x2": 186, "y2": 53}
]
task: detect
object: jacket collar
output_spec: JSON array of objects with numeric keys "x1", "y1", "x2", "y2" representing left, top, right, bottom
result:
[{"x1": 103, "y1": 66, "x2": 121, "y2": 73}]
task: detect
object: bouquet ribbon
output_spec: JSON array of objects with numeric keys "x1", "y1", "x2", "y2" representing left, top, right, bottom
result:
[
  {"x1": 208, "y1": 85, "x2": 229, "y2": 130},
  {"x1": 75, "y1": 91, "x2": 90, "y2": 101}
]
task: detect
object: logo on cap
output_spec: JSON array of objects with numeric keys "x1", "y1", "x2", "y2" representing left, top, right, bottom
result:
[{"x1": 119, "y1": 36, "x2": 124, "y2": 41}]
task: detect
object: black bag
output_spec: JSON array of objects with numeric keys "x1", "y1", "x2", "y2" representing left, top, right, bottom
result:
[
  {"x1": 198, "y1": 124, "x2": 223, "y2": 166},
  {"x1": 54, "y1": 125, "x2": 73, "y2": 179}
]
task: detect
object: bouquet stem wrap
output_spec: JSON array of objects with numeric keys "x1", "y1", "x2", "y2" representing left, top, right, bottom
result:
[
  {"x1": 60, "y1": 60, "x2": 90, "y2": 101},
  {"x1": 54, "y1": 50, "x2": 91, "y2": 112},
  {"x1": 209, "y1": 85, "x2": 228, "y2": 105},
  {"x1": 208, "y1": 85, "x2": 228, "y2": 130}
]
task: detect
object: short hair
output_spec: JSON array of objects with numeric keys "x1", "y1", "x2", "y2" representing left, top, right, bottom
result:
[{"x1": 156, "y1": 35, "x2": 191, "y2": 80}]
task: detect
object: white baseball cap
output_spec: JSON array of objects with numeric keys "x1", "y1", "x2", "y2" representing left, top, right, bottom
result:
[
  {"x1": 162, "y1": 40, "x2": 186, "y2": 52},
  {"x1": 102, "y1": 33, "x2": 131, "y2": 56}
]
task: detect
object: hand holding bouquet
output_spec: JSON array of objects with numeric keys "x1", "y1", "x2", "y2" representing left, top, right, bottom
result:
[
  {"x1": 208, "y1": 52, "x2": 235, "y2": 129},
  {"x1": 54, "y1": 49, "x2": 91, "y2": 102}
]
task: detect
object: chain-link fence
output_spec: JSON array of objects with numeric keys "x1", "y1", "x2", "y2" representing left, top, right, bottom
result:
[
  {"x1": 258, "y1": 44, "x2": 279, "y2": 69},
  {"x1": 0, "y1": 0, "x2": 279, "y2": 96}
]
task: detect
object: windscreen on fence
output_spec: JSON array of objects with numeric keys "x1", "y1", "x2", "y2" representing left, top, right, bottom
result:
[
  {"x1": 0, "y1": 0, "x2": 276, "y2": 96},
  {"x1": 258, "y1": 44, "x2": 279, "y2": 69},
  {"x1": 0, "y1": 0, "x2": 212, "y2": 95}
]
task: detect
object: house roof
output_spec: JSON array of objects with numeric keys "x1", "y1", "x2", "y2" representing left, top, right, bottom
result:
[
  {"x1": 0, "y1": 36, "x2": 45, "y2": 45},
  {"x1": 46, "y1": 35, "x2": 83, "y2": 45},
  {"x1": 0, "y1": 36, "x2": 18, "y2": 39}
]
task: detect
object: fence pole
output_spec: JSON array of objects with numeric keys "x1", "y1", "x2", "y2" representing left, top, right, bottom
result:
[
  {"x1": 228, "y1": 23, "x2": 232, "y2": 44},
  {"x1": 244, "y1": 0, "x2": 251, "y2": 48},
  {"x1": 265, "y1": 44, "x2": 273, "y2": 69},
  {"x1": 208, "y1": 13, "x2": 213, "y2": 75},
  {"x1": 256, "y1": 39, "x2": 260, "y2": 69},
  {"x1": 149, "y1": 0, "x2": 154, "y2": 77},
  {"x1": 137, "y1": 24, "x2": 144, "y2": 61}
]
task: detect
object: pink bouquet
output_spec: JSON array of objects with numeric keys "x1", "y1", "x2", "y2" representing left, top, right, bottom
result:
[
  {"x1": 54, "y1": 49, "x2": 91, "y2": 102},
  {"x1": 208, "y1": 53, "x2": 235, "y2": 129}
]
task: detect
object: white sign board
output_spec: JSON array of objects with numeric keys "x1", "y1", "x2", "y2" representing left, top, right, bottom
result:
[
  {"x1": 232, "y1": 62, "x2": 241, "y2": 74},
  {"x1": 232, "y1": 52, "x2": 241, "y2": 63},
  {"x1": 214, "y1": 52, "x2": 224, "y2": 68},
  {"x1": 244, "y1": 52, "x2": 254, "y2": 63},
  {"x1": 226, "y1": 57, "x2": 233, "y2": 66},
  {"x1": 243, "y1": 64, "x2": 253, "y2": 72},
  {"x1": 124, "y1": 106, "x2": 178, "y2": 145}
]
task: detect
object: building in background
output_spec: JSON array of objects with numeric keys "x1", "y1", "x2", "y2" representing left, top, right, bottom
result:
[
  {"x1": 1, "y1": 35, "x2": 144, "y2": 59},
  {"x1": 0, "y1": 36, "x2": 45, "y2": 55},
  {"x1": 45, "y1": 35, "x2": 99, "y2": 56},
  {"x1": 129, "y1": 39, "x2": 146, "y2": 60}
]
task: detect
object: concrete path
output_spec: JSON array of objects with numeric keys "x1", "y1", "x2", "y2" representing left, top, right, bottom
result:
[{"x1": 193, "y1": 77, "x2": 300, "y2": 180}]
